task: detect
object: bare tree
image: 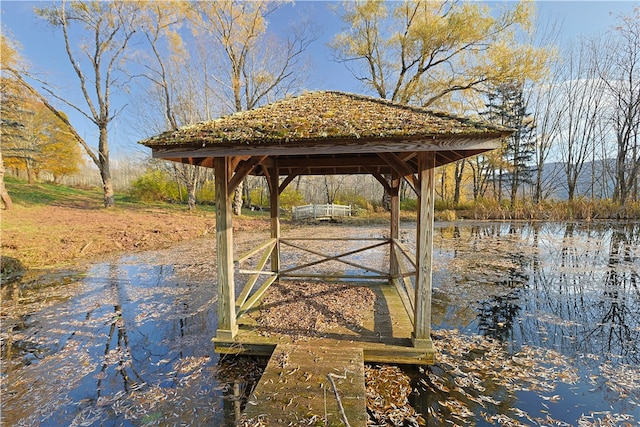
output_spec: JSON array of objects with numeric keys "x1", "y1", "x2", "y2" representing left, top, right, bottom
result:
[
  {"x1": 188, "y1": 1, "x2": 318, "y2": 214},
  {"x1": 597, "y1": 8, "x2": 640, "y2": 203},
  {"x1": 134, "y1": 2, "x2": 204, "y2": 210},
  {"x1": 529, "y1": 70, "x2": 563, "y2": 202},
  {"x1": 556, "y1": 41, "x2": 607, "y2": 202},
  {"x1": 35, "y1": 1, "x2": 137, "y2": 207}
]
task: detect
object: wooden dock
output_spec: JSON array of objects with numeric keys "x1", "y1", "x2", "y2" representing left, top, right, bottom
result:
[
  {"x1": 243, "y1": 344, "x2": 367, "y2": 426},
  {"x1": 215, "y1": 281, "x2": 434, "y2": 424},
  {"x1": 214, "y1": 282, "x2": 435, "y2": 365}
]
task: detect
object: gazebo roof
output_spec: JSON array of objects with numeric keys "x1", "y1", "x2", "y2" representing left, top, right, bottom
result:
[{"x1": 140, "y1": 90, "x2": 510, "y2": 175}]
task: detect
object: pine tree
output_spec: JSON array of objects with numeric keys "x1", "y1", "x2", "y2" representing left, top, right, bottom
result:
[{"x1": 482, "y1": 82, "x2": 535, "y2": 207}]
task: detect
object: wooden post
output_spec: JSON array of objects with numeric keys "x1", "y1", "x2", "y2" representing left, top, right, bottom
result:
[
  {"x1": 269, "y1": 162, "x2": 280, "y2": 274},
  {"x1": 389, "y1": 171, "x2": 401, "y2": 279},
  {"x1": 413, "y1": 151, "x2": 435, "y2": 350},
  {"x1": 215, "y1": 157, "x2": 238, "y2": 339}
]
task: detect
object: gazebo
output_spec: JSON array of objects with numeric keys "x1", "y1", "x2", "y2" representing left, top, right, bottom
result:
[{"x1": 140, "y1": 91, "x2": 509, "y2": 364}]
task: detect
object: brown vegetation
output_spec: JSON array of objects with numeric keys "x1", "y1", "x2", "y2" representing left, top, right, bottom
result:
[{"x1": 0, "y1": 203, "x2": 218, "y2": 270}]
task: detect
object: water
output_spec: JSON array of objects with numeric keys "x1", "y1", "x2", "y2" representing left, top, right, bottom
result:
[
  {"x1": 1, "y1": 240, "x2": 261, "y2": 426},
  {"x1": 417, "y1": 222, "x2": 640, "y2": 425},
  {"x1": 2, "y1": 222, "x2": 639, "y2": 426}
]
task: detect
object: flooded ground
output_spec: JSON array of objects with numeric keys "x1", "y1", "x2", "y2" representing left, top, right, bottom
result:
[{"x1": 1, "y1": 221, "x2": 638, "y2": 426}]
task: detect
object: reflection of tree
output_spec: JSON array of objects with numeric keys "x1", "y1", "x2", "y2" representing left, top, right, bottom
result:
[
  {"x1": 523, "y1": 223, "x2": 639, "y2": 364},
  {"x1": 477, "y1": 291, "x2": 522, "y2": 341},
  {"x1": 581, "y1": 226, "x2": 640, "y2": 364},
  {"x1": 96, "y1": 263, "x2": 144, "y2": 398}
]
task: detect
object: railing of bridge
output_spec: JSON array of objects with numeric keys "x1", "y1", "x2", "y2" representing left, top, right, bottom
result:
[{"x1": 291, "y1": 203, "x2": 351, "y2": 220}]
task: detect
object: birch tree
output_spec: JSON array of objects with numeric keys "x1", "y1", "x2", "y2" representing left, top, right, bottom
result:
[
  {"x1": 189, "y1": 0, "x2": 317, "y2": 214},
  {"x1": 35, "y1": 1, "x2": 138, "y2": 207}
]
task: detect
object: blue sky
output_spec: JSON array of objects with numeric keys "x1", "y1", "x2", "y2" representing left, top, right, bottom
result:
[{"x1": 1, "y1": 1, "x2": 638, "y2": 158}]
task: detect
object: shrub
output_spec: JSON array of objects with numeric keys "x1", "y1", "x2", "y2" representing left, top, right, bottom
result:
[
  {"x1": 197, "y1": 180, "x2": 216, "y2": 205},
  {"x1": 279, "y1": 187, "x2": 305, "y2": 210},
  {"x1": 130, "y1": 169, "x2": 180, "y2": 202},
  {"x1": 335, "y1": 190, "x2": 373, "y2": 211},
  {"x1": 401, "y1": 198, "x2": 418, "y2": 211}
]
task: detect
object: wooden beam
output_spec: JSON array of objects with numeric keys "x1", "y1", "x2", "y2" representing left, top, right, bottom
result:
[
  {"x1": 392, "y1": 239, "x2": 417, "y2": 269},
  {"x1": 228, "y1": 156, "x2": 267, "y2": 196},
  {"x1": 279, "y1": 166, "x2": 307, "y2": 194},
  {"x1": 413, "y1": 152, "x2": 435, "y2": 351},
  {"x1": 236, "y1": 242, "x2": 278, "y2": 310},
  {"x1": 214, "y1": 156, "x2": 238, "y2": 340},
  {"x1": 365, "y1": 167, "x2": 392, "y2": 194},
  {"x1": 390, "y1": 171, "x2": 401, "y2": 279},
  {"x1": 236, "y1": 238, "x2": 277, "y2": 264},
  {"x1": 237, "y1": 275, "x2": 278, "y2": 319},
  {"x1": 279, "y1": 240, "x2": 389, "y2": 276},
  {"x1": 377, "y1": 152, "x2": 419, "y2": 195},
  {"x1": 150, "y1": 134, "x2": 505, "y2": 158}
]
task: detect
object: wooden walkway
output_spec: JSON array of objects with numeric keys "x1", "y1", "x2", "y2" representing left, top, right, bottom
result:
[
  {"x1": 216, "y1": 281, "x2": 434, "y2": 424},
  {"x1": 244, "y1": 344, "x2": 367, "y2": 426},
  {"x1": 214, "y1": 282, "x2": 434, "y2": 365}
]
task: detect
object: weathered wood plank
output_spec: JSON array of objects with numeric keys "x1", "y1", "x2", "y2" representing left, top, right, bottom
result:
[
  {"x1": 413, "y1": 152, "x2": 435, "y2": 350},
  {"x1": 392, "y1": 277, "x2": 415, "y2": 327},
  {"x1": 214, "y1": 281, "x2": 435, "y2": 364},
  {"x1": 235, "y1": 238, "x2": 277, "y2": 264},
  {"x1": 243, "y1": 344, "x2": 367, "y2": 427},
  {"x1": 215, "y1": 156, "x2": 238, "y2": 340},
  {"x1": 279, "y1": 240, "x2": 389, "y2": 276},
  {"x1": 151, "y1": 134, "x2": 504, "y2": 158}
]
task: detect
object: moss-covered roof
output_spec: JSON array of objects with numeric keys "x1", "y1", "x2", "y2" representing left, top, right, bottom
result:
[{"x1": 140, "y1": 91, "x2": 508, "y2": 148}]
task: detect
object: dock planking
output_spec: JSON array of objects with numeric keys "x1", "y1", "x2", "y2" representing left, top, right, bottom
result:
[
  {"x1": 217, "y1": 281, "x2": 434, "y2": 424},
  {"x1": 243, "y1": 343, "x2": 367, "y2": 426},
  {"x1": 214, "y1": 282, "x2": 435, "y2": 365}
]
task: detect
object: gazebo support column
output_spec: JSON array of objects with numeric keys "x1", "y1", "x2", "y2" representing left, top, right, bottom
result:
[
  {"x1": 215, "y1": 156, "x2": 238, "y2": 340},
  {"x1": 389, "y1": 172, "x2": 401, "y2": 278},
  {"x1": 268, "y1": 163, "x2": 280, "y2": 274},
  {"x1": 413, "y1": 151, "x2": 435, "y2": 351}
]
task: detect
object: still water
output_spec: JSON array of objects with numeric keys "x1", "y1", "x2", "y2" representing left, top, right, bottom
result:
[{"x1": 1, "y1": 222, "x2": 638, "y2": 426}]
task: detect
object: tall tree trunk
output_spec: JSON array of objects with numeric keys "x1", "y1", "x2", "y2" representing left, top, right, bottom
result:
[
  {"x1": 453, "y1": 160, "x2": 465, "y2": 205},
  {"x1": 0, "y1": 151, "x2": 13, "y2": 210},
  {"x1": 99, "y1": 127, "x2": 115, "y2": 207},
  {"x1": 233, "y1": 180, "x2": 243, "y2": 215}
]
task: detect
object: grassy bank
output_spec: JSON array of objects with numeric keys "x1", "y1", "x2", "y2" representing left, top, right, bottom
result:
[{"x1": 1, "y1": 178, "x2": 224, "y2": 271}]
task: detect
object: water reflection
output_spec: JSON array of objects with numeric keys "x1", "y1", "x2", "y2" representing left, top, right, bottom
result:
[
  {"x1": 2, "y1": 223, "x2": 639, "y2": 425},
  {"x1": 1, "y1": 252, "x2": 258, "y2": 426},
  {"x1": 423, "y1": 221, "x2": 640, "y2": 423}
]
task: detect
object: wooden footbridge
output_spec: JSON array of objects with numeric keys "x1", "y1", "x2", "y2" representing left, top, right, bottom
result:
[{"x1": 140, "y1": 91, "x2": 509, "y2": 424}]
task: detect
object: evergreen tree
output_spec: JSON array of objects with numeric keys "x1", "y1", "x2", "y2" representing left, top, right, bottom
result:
[{"x1": 482, "y1": 82, "x2": 535, "y2": 206}]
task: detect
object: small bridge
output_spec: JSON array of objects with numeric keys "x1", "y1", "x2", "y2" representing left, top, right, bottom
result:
[{"x1": 292, "y1": 203, "x2": 352, "y2": 220}]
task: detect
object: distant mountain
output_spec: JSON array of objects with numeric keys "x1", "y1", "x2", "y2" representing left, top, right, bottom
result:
[{"x1": 540, "y1": 159, "x2": 616, "y2": 200}]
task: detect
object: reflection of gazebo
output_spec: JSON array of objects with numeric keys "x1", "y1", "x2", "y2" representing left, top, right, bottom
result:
[{"x1": 140, "y1": 91, "x2": 509, "y2": 363}]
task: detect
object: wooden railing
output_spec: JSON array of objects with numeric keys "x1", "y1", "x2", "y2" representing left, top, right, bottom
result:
[{"x1": 291, "y1": 203, "x2": 351, "y2": 220}]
